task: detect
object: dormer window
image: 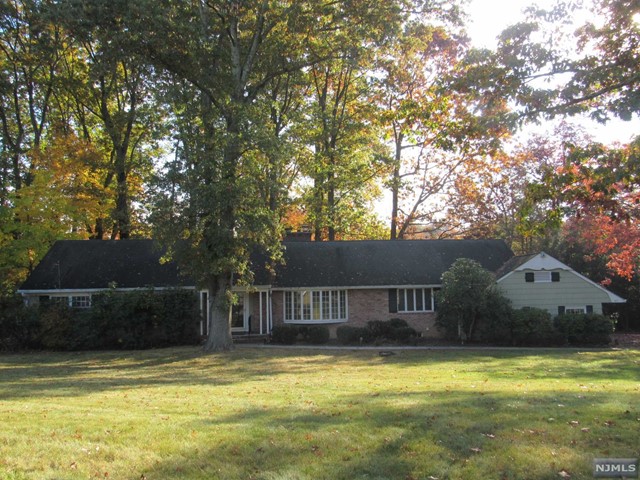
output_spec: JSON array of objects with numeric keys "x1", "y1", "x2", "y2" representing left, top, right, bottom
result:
[{"x1": 525, "y1": 271, "x2": 560, "y2": 283}]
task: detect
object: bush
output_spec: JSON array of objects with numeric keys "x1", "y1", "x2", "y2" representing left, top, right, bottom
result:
[
  {"x1": 39, "y1": 305, "x2": 75, "y2": 350},
  {"x1": 303, "y1": 326, "x2": 330, "y2": 344},
  {"x1": 270, "y1": 325, "x2": 299, "y2": 344},
  {"x1": 436, "y1": 258, "x2": 511, "y2": 342},
  {"x1": 475, "y1": 290, "x2": 513, "y2": 343},
  {"x1": 86, "y1": 289, "x2": 200, "y2": 350},
  {"x1": 392, "y1": 326, "x2": 418, "y2": 342},
  {"x1": 387, "y1": 318, "x2": 409, "y2": 329},
  {"x1": 336, "y1": 325, "x2": 370, "y2": 345},
  {"x1": 1, "y1": 289, "x2": 201, "y2": 351},
  {"x1": 0, "y1": 295, "x2": 40, "y2": 351},
  {"x1": 554, "y1": 313, "x2": 615, "y2": 346},
  {"x1": 367, "y1": 320, "x2": 395, "y2": 340},
  {"x1": 337, "y1": 320, "x2": 417, "y2": 345},
  {"x1": 510, "y1": 308, "x2": 560, "y2": 346}
]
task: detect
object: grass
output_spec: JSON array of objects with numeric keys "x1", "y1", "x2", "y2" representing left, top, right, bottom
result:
[{"x1": 0, "y1": 346, "x2": 638, "y2": 480}]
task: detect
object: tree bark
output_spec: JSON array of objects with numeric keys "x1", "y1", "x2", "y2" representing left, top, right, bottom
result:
[{"x1": 203, "y1": 275, "x2": 234, "y2": 352}]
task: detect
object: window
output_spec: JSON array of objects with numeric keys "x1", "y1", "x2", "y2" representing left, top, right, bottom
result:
[
  {"x1": 565, "y1": 307, "x2": 586, "y2": 314},
  {"x1": 49, "y1": 296, "x2": 69, "y2": 306},
  {"x1": 525, "y1": 271, "x2": 560, "y2": 283},
  {"x1": 397, "y1": 288, "x2": 439, "y2": 313},
  {"x1": 284, "y1": 290, "x2": 347, "y2": 322},
  {"x1": 559, "y1": 305, "x2": 594, "y2": 315},
  {"x1": 71, "y1": 296, "x2": 91, "y2": 308},
  {"x1": 44, "y1": 295, "x2": 92, "y2": 308}
]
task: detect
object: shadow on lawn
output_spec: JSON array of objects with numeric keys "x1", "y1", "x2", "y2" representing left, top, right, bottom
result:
[
  {"x1": 0, "y1": 347, "x2": 372, "y2": 399},
  {"x1": 137, "y1": 386, "x2": 640, "y2": 480},
  {"x1": 377, "y1": 348, "x2": 640, "y2": 383},
  {"x1": 0, "y1": 347, "x2": 638, "y2": 400},
  {"x1": 1, "y1": 347, "x2": 638, "y2": 478}
]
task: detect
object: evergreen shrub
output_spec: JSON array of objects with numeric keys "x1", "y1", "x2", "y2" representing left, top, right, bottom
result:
[
  {"x1": 336, "y1": 325, "x2": 370, "y2": 345},
  {"x1": 554, "y1": 313, "x2": 615, "y2": 346},
  {"x1": 1, "y1": 289, "x2": 200, "y2": 351},
  {"x1": 0, "y1": 295, "x2": 40, "y2": 351},
  {"x1": 303, "y1": 325, "x2": 330, "y2": 344},
  {"x1": 270, "y1": 325, "x2": 299, "y2": 344}
]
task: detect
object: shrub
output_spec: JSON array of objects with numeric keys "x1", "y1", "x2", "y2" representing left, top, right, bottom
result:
[
  {"x1": 510, "y1": 308, "x2": 560, "y2": 346},
  {"x1": 83, "y1": 289, "x2": 200, "y2": 350},
  {"x1": 554, "y1": 313, "x2": 615, "y2": 346},
  {"x1": 270, "y1": 325, "x2": 299, "y2": 344},
  {"x1": 338, "y1": 320, "x2": 417, "y2": 345},
  {"x1": 475, "y1": 292, "x2": 517, "y2": 345},
  {"x1": 367, "y1": 320, "x2": 395, "y2": 340},
  {"x1": 436, "y1": 258, "x2": 511, "y2": 342},
  {"x1": 303, "y1": 326, "x2": 330, "y2": 344},
  {"x1": 0, "y1": 295, "x2": 40, "y2": 351},
  {"x1": 392, "y1": 326, "x2": 418, "y2": 342},
  {"x1": 19, "y1": 289, "x2": 201, "y2": 351},
  {"x1": 387, "y1": 318, "x2": 409, "y2": 329},
  {"x1": 39, "y1": 305, "x2": 75, "y2": 350},
  {"x1": 336, "y1": 325, "x2": 370, "y2": 345}
]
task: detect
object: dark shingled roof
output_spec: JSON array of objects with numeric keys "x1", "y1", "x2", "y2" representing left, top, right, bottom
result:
[
  {"x1": 20, "y1": 238, "x2": 513, "y2": 291},
  {"x1": 19, "y1": 240, "x2": 191, "y2": 291},
  {"x1": 258, "y1": 239, "x2": 513, "y2": 288},
  {"x1": 494, "y1": 253, "x2": 538, "y2": 280}
]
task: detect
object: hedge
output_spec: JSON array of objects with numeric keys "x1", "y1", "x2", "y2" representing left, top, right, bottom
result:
[
  {"x1": 0, "y1": 289, "x2": 201, "y2": 351},
  {"x1": 554, "y1": 313, "x2": 615, "y2": 346},
  {"x1": 336, "y1": 319, "x2": 417, "y2": 345},
  {"x1": 270, "y1": 325, "x2": 331, "y2": 345}
]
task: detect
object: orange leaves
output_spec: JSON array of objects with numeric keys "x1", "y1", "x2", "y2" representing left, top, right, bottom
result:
[{"x1": 565, "y1": 214, "x2": 640, "y2": 280}]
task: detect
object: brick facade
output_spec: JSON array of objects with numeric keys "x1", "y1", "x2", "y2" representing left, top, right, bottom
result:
[{"x1": 267, "y1": 288, "x2": 441, "y2": 339}]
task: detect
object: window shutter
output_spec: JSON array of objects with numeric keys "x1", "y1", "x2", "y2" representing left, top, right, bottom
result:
[
  {"x1": 586, "y1": 305, "x2": 594, "y2": 314},
  {"x1": 551, "y1": 272, "x2": 560, "y2": 282},
  {"x1": 558, "y1": 306, "x2": 565, "y2": 315},
  {"x1": 388, "y1": 289, "x2": 397, "y2": 313},
  {"x1": 525, "y1": 272, "x2": 534, "y2": 282}
]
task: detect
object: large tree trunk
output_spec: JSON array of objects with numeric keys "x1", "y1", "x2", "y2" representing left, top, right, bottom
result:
[{"x1": 203, "y1": 274, "x2": 234, "y2": 352}]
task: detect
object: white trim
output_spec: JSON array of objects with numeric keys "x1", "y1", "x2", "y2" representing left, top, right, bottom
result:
[
  {"x1": 283, "y1": 289, "x2": 348, "y2": 323},
  {"x1": 259, "y1": 291, "x2": 264, "y2": 335},
  {"x1": 19, "y1": 286, "x2": 197, "y2": 295},
  {"x1": 272, "y1": 284, "x2": 441, "y2": 292},
  {"x1": 397, "y1": 287, "x2": 440, "y2": 313},
  {"x1": 231, "y1": 285, "x2": 271, "y2": 292},
  {"x1": 283, "y1": 319, "x2": 348, "y2": 325},
  {"x1": 533, "y1": 271, "x2": 552, "y2": 283},
  {"x1": 565, "y1": 306, "x2": 587, "y2": 314},
  {"x1": 231, "y1": 292, "x2": 250, "y2": 333}
]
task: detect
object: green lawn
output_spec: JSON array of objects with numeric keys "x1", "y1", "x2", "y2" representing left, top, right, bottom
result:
[{"x1": 0, "y1": 347, "x2": 638, "y2": 480}]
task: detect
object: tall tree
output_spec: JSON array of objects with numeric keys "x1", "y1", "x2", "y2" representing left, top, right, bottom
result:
[
  {"x1": 375, "y1": 10, "x2": 513, "y2": 239},
  {"x1": 304, "y1": 53, "x2": 388, "y2": 241},
  {"x1": 137, "y1": 0, "x2": 406, "y2": 350},
  {"x1": 55, "y1": 3, "x2": 164, "y2": 239},
  {"x1": 0, "y1": 0, "x2": 62, "y2": 195}
]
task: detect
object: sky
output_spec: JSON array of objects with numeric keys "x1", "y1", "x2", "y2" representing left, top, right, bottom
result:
[
  {"x1": 465, "y1": 0, "x2": 639, "y2": 144},
  {"x1": 374, "y1": 0, "x2": 637, "y2": 222}
]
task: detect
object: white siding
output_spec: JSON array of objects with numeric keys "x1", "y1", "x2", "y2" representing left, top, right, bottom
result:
[{"x1": 498, "y1": 269, "x2": 611, "y2": 315}]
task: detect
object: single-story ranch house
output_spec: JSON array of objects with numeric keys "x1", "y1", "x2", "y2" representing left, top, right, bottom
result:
[{"x1": 18, "y1": 238, "x2": 625, "y2": 339}]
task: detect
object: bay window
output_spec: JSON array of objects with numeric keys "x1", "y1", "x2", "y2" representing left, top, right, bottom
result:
[{"x1": 284, "y1": 290, "x2": 347, "y2": 323}]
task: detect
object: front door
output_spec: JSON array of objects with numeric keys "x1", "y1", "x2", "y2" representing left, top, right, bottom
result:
[{"x1": 231, "y1": 293, "x2": 249, "y2": 333}]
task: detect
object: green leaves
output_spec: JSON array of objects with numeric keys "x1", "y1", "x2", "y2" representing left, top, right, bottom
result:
[{"x1": 436, "y1": 258, "x2": 508, "y2": 342}]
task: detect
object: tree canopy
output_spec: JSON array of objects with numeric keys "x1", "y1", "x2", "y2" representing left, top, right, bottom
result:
[{"x1": 3, "y1": 0, "x2": 640, "y2": 341}]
